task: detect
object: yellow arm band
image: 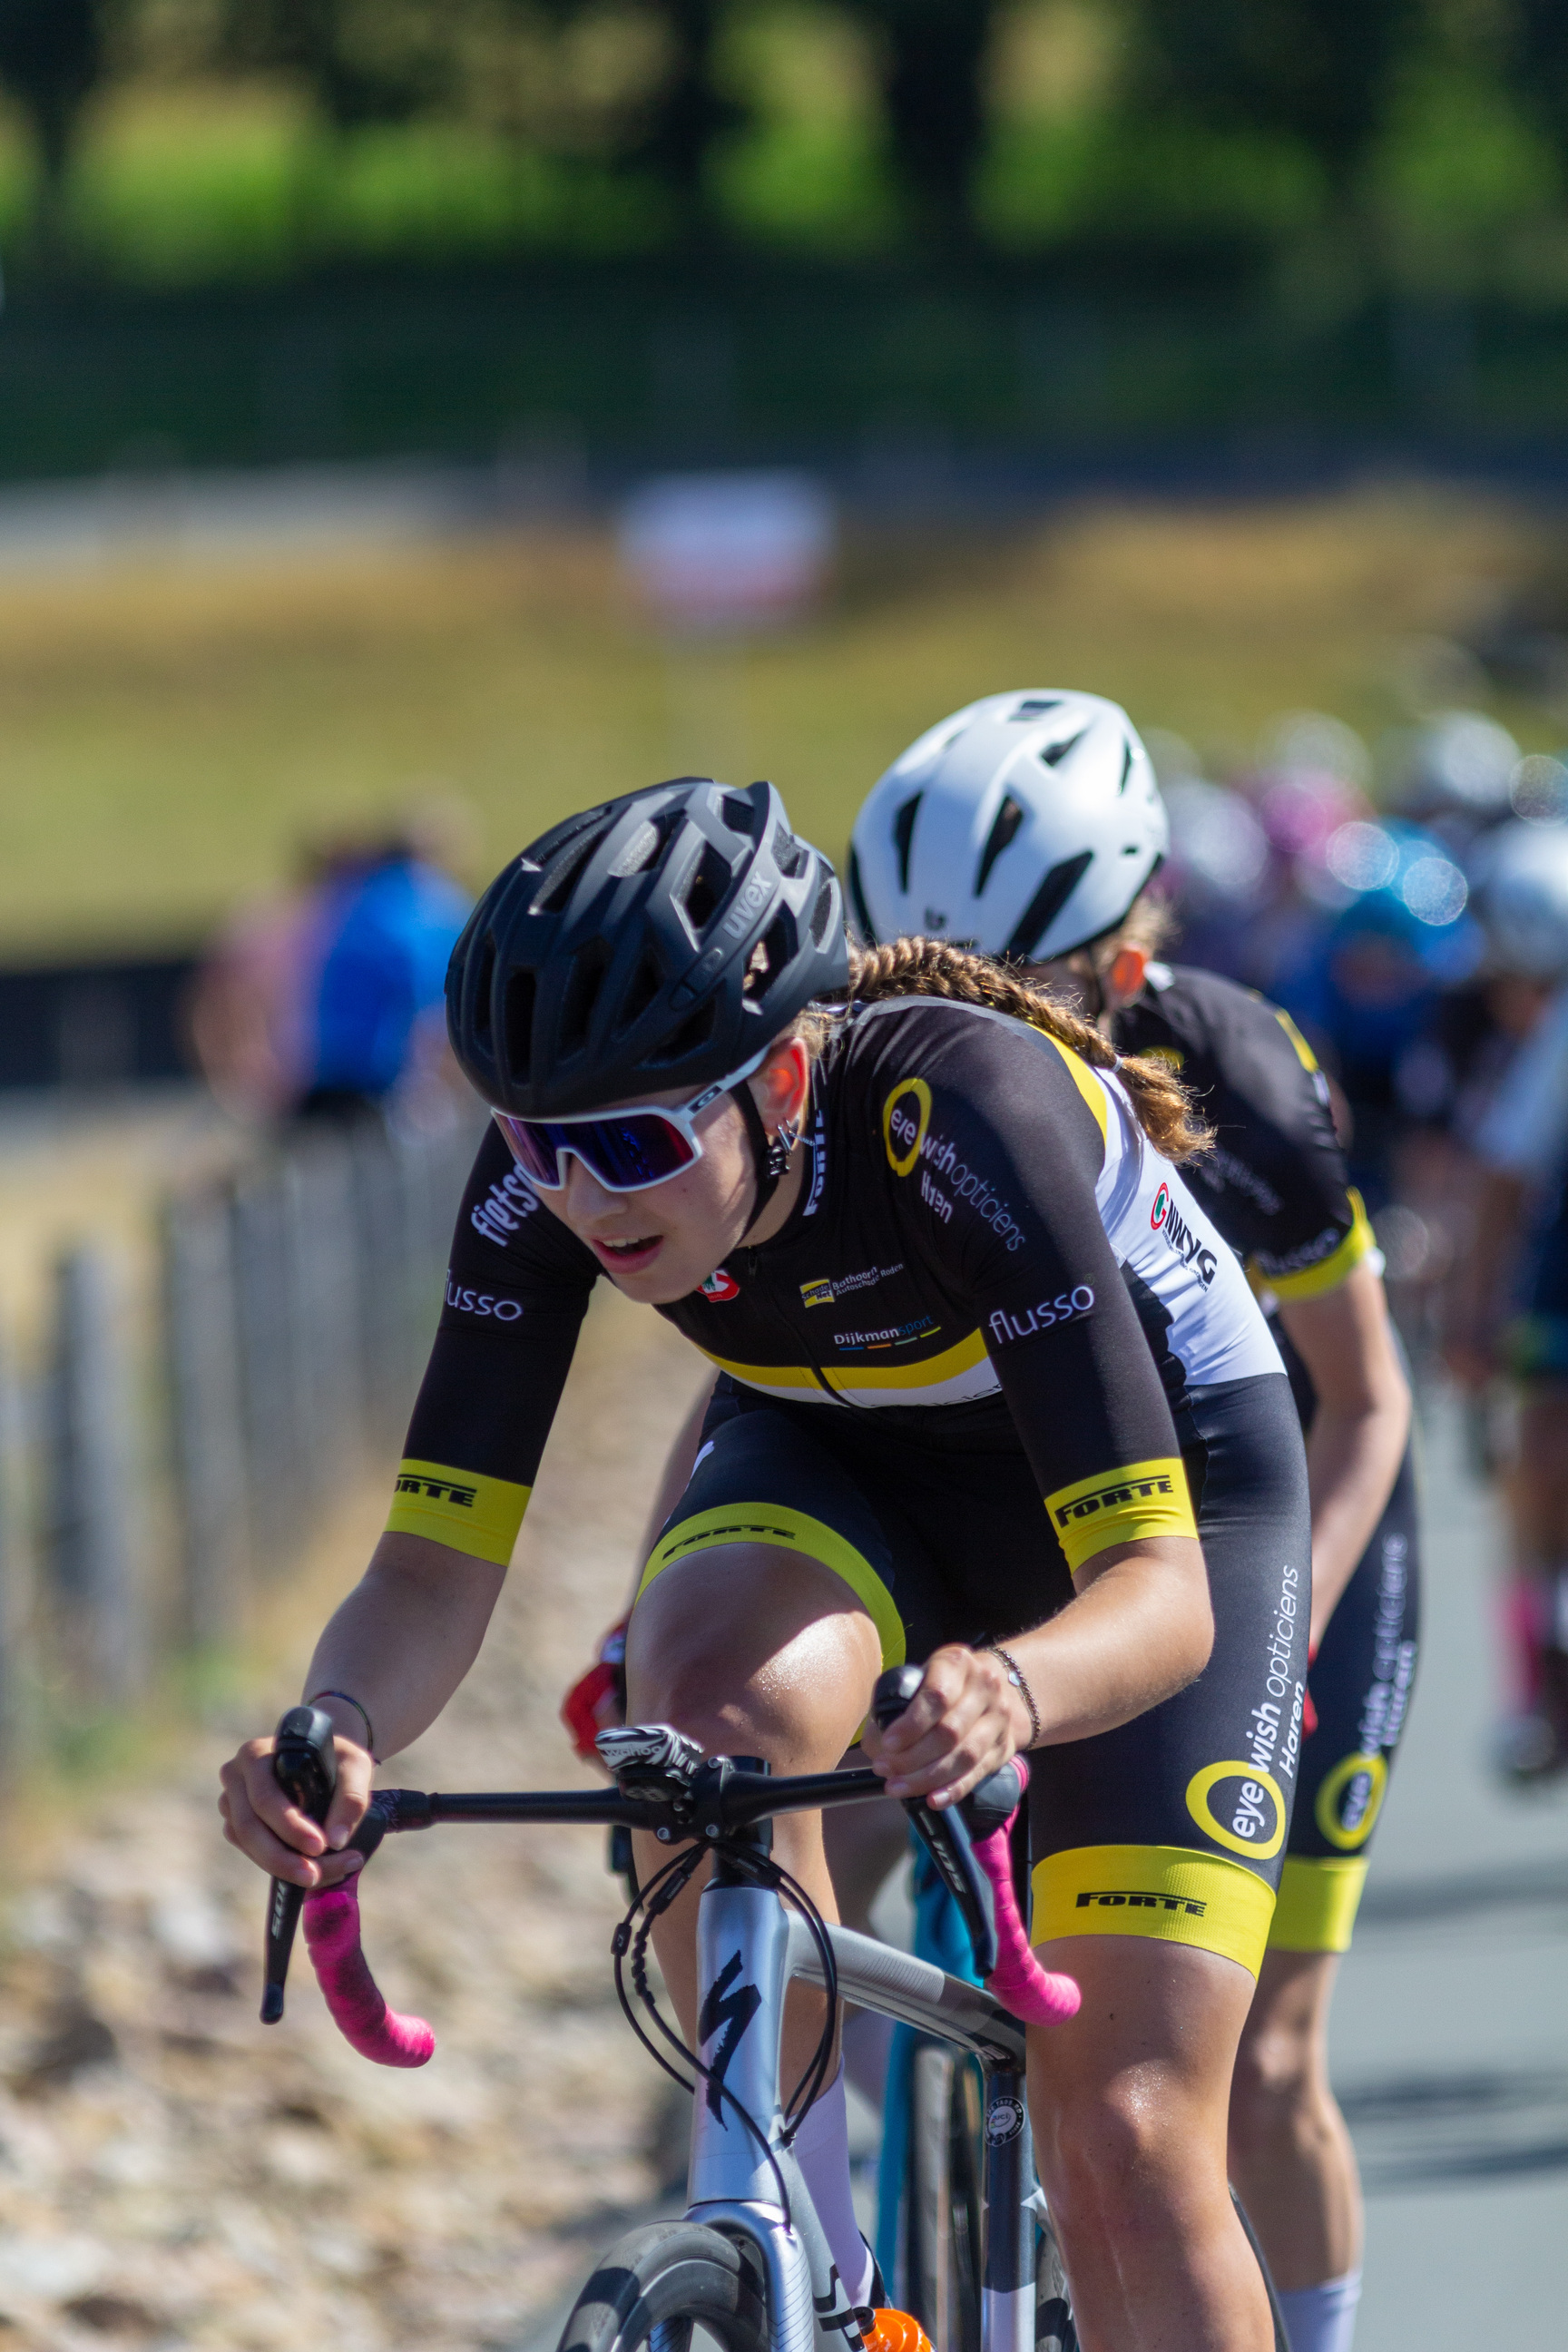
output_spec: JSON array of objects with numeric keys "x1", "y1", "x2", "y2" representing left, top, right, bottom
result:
[
  {"x1": 384, "y1": 1458, "x2": 531, "y2": 1566},
  {"x1": 1258, "y1": 1190, "x2": 1377, "y2": 1303},
  {"x1": 1044, "y1": 1455, "x2": 1196, "y2": 1573}
]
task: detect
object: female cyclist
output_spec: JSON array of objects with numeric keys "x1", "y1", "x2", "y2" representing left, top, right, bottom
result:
[
  {"x1": 220, "y1": 774, "x2": 1308, "y2": 2352},
  {"x1": 852, "y1": 691, "x2": 1416, "y2": 2352}
]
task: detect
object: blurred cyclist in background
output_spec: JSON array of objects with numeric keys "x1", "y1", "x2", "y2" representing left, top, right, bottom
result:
[
  {"x1": 848, "y1": 692, "x2": 1414, "y2": 2352},
  {"x1": 192, "y1": 808, "x2": 473, "y2": 1129},
  {"x1": 1445, "y1": 818, "x2": 1568, "y2": 1779}
]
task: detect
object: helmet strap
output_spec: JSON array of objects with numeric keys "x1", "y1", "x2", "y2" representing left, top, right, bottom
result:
[{"x1": 733, "y1": 1081, "x2": 794, "y2": 1235}]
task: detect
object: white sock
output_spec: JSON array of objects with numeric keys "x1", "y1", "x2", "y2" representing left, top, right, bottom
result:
[
  {"x1": 792, "y1": 2065, "x2": 875, "y2": 2308},
  {"x1": 1278, "y1": 2269, "x2": 1362, "y2": 2352}
]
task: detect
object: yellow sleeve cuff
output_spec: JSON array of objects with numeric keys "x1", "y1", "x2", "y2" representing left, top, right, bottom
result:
[
  {"x1": 385, "y1": 1458, "x2": 531, "y2": 1565},
  {"x1": 1045, "y1": 1456, "x2": 1196, "y2": 1573},
  {"x1": 1258, "y1": 1190, "x2": 1377, "y2": 1303}
]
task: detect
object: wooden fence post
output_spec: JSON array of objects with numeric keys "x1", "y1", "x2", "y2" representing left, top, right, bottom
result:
[
  {"x1": 163, "y1": 1191, "x2": 247, "y2": 1649},
  {"x1": 47, "y1": 1247, "x2": 142, "y2": 1703}
]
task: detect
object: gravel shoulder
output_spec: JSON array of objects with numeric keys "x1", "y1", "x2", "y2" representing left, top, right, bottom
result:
[{"x1": 0, "y1": 1283, "x2": 709, "y2": 2352}]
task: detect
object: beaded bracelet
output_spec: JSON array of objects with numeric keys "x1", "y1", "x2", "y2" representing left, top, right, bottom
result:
[{"x1": 985, "y1": 1642, "x2": 1042, "y2": 1749}]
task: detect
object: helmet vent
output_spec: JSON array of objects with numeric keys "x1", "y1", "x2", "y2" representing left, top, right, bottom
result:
[
  {"x1": 606, "y1": 818, "x2": 662, "y2": 879},
  {"x1": 777, "y1": 831, "x2": 809, "y2": 880},
  {"x1": 1004, "y1": 849, "x2": 1094, "y2": 960},
  {"x1": 893, "y1": 795, "x2": 923, "y2": 892},
  {"x1": 559, "y1": 938, "x2": 610, "y2": 1055},
  {"x1": 651, "y1": 1001, "x2": 717, "y2": 1064},
  {"x1": 534, "y1": 822, "x2": 611, "y2": 914},
  {"x1": 1038, "y1": 726, "x2": 1090, "y2": 769},
  {"x1": 747, "y1": 914, "x2": 797, "y2": 998},
  {"x1": 720, "y1": 791, "x2": 756, "y2": 834},
  {"x1": 614, "y1": 952, "x2": 662, "y2": 1036},
  {"x1": 1013, "y1": 697, "x2": 1061, "y2": 720},
  {"x1": 975, "y1": 795, "x2": 1027, "y2": 896},
  {"x1": 682, "y1": 841, "x2": 735, "y2": 938},
  {"x1": 809, "y1": 876, "x2": 835, "y2": 944},
  {"x1": 848, "y1": 846, "x2": 877, "y2": 945},
  {"x1": 503, "y1": 969, "x2": 535, "y2": 1079},
  {"x1": 1119, "y1": 739, "x2": 1133, "y2": 791}
]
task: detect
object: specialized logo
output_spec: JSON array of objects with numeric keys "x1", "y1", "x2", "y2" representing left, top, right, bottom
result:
[
  {"x1": 444, "y1": 1273, "x2": 524, "y2": 1321},
  {"x1": 698, "y1": 1949, "x2": 762, "y2": 2119},
  {"x1": 1185, "y1": 1760, "x2": 1286, "y2": 1861},
  {"x1": 394, "y1": 1470, "x2": 477, "y2": 1511},
  {"x1": 1314, "y1": 1750, "x2": 1388, "y2": 1851},
  {"x1": 799, "y1": 1263, "x2": 904, "y2": 1308},
  {"x1": 701, "y1": 1268, "x2": 740, "y2": 1302},
  {"x1": 985, "y1": 2094, "x2": 1026, "y2": 2146},
  {"x1": 883, "y1": 1076, "x2": 933, "y2": 1177},
  {"x1": 1053, "y1": 1468, "x2": 1174, "y2": 1529},
  {"x1": 471, "y1": 1164, "x2": 542, "y2": 1247},
  {"x1": 1074, "y1": 1887, "x2": 1208, "y2": 1917},
  {"x1": 1150, "y1": 1181, "x2": 1217, "y2": 1286},
  {"x1": 988, "y1": 1288, "x2": 1093, "y2": 1348}
]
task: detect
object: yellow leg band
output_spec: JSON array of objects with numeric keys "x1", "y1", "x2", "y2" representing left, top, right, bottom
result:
[
  {"x1": 1031, "y1": 1844, "x2": 1277, "y2": 1976},
  {"x1": 1267, "y1": 1855, "x2": 1369, "y2": 1954},
  {"x1": 639, "y1": 1501, "x2": 906, "y2": 1670}
]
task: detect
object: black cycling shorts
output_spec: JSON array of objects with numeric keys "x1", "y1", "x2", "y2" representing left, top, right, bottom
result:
[
  {"x1": 639, "y1": 1371, "x2": 1312, "y2": 1979},
  {"x1": 1269, "y1": 1433, "x2": 1421, "y2": 1955}
]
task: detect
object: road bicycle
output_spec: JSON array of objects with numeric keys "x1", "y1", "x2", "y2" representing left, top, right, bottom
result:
[{"x1": 258, "y1": 1671, "x2": 1286, "y2": 2352}]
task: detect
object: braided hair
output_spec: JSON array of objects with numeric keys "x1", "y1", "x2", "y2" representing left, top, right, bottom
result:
[{"x1": 828, "y1": 936, "x2": 1210, "y2": 1165}]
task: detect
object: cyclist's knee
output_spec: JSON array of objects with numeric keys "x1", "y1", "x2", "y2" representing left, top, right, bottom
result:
[{"x1": 1036, "y1": 2078, "x2": 1211, "y2": 2234}]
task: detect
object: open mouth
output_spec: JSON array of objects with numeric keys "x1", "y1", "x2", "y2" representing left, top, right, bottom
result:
[{"x1": 592, "y1": 1234, "x2": 662, "y2": 1274}]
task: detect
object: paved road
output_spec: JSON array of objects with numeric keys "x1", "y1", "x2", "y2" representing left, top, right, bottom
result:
[{"x1": 1335, "y1": 1387, "x2": 1568, "y2": 2348}]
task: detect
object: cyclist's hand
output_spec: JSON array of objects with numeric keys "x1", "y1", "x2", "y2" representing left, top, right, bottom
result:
[
  {"x1": 861, "y1": 1645, "x2": 1030, "y2": 1808},
  {"x1": 218, "y1": 1734, "x2": 373, "y2": 1888}
]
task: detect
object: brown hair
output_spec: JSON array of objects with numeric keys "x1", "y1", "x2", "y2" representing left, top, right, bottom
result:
[{"x1": 828, "y1": 936, "x2": 1210, "y2": 1164}]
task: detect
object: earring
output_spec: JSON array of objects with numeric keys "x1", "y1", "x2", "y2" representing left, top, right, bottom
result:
[{"x1": 767, "y1": 1118, "x2": 801, "y2": 1178}]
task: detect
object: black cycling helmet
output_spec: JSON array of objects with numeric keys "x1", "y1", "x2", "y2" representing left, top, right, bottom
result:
[{"x1": 447, "y1": 778, "x2": 848, "y2": 1119}]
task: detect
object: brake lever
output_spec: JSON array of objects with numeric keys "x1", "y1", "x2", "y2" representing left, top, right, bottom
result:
[
  {"x1": 260, "y1": 1704, "x2": 338, "y2": 2024},
  {"x1": 870, "y1": 1665, "x2": 999, "y2": 1981}
]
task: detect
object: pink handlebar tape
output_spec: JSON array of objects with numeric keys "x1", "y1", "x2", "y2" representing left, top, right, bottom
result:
[
  {"x1": 301, "y1": 1881, "x2": 436, "y2": 2067},
  {"x1": 971, "y1": 1762, "x2": 1080, "y2": 2026}
]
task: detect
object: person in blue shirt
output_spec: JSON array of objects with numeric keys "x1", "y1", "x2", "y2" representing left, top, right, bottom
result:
[{"x1": 298, "y1": 835, "x2": 473, "y2": 1121}]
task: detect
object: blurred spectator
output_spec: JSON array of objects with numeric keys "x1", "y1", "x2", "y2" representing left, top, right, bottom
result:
[{"x1": 192, "y1": 813, "x2": 473, "y2": 1129}]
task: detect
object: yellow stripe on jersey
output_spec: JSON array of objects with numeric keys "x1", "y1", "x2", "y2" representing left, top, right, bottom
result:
[
  {"x1": 640, "y1": 1502, "x2": 906, "y2": 1668},
  {"x1": 385, "y1": 1457, "x2": 530, "y2": 1565},
  {"x1": 1272, "y1": 1004, "x2": 1321, "y2": 1073},
  {"x1": 700, "y1": 1327, "x2": 995, "y2": 1407},
  {"x1": 1044, "y1": 1455, "x2": 1196, "y2": 1572},
  {"x1": 1260, "y1": 1190, "x2": 1377, "y2": 1302},
  {"x1": 1032, "y1": 1844, "x2": 1276, "y2": 1976},
  {"x1": 1034, "y1": 1029, "x2": 1110, "y2": 1145},
  {"x1": 1267, "y1": 1855, "x2": 1369, "y2": 1954}
]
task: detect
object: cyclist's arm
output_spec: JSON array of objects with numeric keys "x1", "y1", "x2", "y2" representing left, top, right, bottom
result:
[
  {"x1": 220, "y1": 1532, "x2": 503, "y2": 1886},
  {"x1": 1276, "y1": 1259, "x2": 1410, "y2": 1644}
]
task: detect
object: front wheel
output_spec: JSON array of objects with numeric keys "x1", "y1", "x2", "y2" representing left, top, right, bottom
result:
[{"x1": 556, "y1": 2221, "x2": 769, "y2": 2352}]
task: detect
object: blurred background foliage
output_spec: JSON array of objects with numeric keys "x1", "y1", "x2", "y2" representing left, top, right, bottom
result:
[{"x1": 0, "y1": 0, "x2": 1560, "y2": 293}]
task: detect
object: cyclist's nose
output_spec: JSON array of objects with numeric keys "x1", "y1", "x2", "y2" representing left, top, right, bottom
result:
[{"x1": 560, "y1": 1155, "x2": 634, "y2": 1229}]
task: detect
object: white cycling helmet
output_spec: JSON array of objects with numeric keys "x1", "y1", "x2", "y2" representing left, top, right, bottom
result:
[
  {"x1": 1471, "y1": 819, "x2": 1568, "y2": 979},
  {"x1": 848, "y1": 689, "x2": 1167, "y2": 960}
]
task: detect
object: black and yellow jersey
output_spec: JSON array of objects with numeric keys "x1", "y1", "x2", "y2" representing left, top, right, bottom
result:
[
  {"x1": 388, "y1": 994, "x2": 1280, "y2": 1576},
  {"x1": 1115, "y1": 964, "x2": 1376, "y2": 1304}
]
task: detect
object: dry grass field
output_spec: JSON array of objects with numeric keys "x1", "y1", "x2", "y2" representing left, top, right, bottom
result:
[{"x1": 0, "y1": 480, "x2": 1557, "y2": 958}]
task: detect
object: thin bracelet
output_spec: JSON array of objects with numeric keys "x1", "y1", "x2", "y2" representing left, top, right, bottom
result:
[
  {"x1": 985, "y1": 1642, "x2": 1042, "y2": 1749},
  {"x1": 308, "y1": 1688, "x2": 377, "y2": 1759}
]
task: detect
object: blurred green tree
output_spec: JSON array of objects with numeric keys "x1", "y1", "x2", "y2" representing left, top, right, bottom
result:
[
  {"x1": 1505, "y1": 0, "x2": 1568, "y2": 180},
  {"x1": 1127, "y1": 0, "x2": 1417, "y2": 197},
  {"x1": 851, "y1": 0, "x2": 998, "y2": 240},
  {"x1": 220, "y1": 0, "x2": 456, "y2": 130},
  {"x1": 0, "y1": 0, "x2": 103, "y2": 253}
]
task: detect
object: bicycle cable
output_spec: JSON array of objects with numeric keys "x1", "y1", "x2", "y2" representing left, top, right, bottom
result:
[{"x1": 609, "y1": 1833, "x2": 845, "y2": 2217}]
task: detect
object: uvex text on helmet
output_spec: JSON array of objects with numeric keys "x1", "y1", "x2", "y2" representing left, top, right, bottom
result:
[
  {"x1": 848, "y1": 690, "x2": 1167, "y2": 961},
  {"x1": 446, "y1": 779, "x2": 848, "y2": 1117}
]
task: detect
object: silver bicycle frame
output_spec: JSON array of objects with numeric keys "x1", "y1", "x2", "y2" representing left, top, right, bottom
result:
[{"x1": 682, "y1": 1855, "x2": 1036, "y2": 2352}]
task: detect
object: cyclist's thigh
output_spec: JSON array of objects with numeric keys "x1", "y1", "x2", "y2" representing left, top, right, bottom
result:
[
  {"x1": 1028, "y1": 1371, "x2": 1312, "y2": 1987},
  {"x1": 633, "y1": 1394, "x2": 954, "y2": 1679},
  {"x1": 1269, "y1": 1436, "x2": 1420, "y2": 1959}
]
